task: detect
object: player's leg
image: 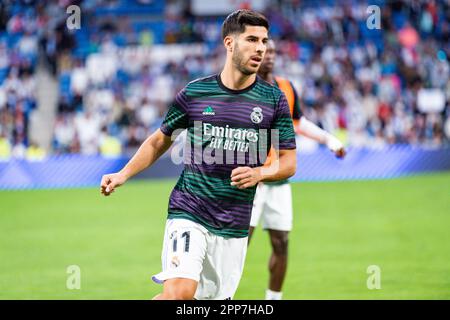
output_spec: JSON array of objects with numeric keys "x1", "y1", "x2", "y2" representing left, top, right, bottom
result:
[
  {"x1": 152, "y1": 218, "x2": 208, "y2": 300},
  {"x1": 152, "y1": 278, "x2": 198, "y2": 300},
  {"x1": 267, "y1": 229, "x2": 289, "y2": 293},
  {"x1": 248, "y1": 183, "x2": 268, "y2": 245},
  {"x1": 261, "y1": 183, "x2": 293, "y2": 300}
]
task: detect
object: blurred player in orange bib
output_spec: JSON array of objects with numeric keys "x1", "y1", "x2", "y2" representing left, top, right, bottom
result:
[{"x1": 248, "y1": 39, "x2": 346, "y2": 300}]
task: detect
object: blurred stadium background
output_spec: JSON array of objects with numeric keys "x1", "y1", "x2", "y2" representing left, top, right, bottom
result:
[{"x1": 0, "y1": 0, "x2": 449, "y2": 299}]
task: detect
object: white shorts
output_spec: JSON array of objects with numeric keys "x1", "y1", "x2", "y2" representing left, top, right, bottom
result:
[
  {"x1": 152, "y1": 218, "x2": 248, "y2": 300},
  {"x1": 250, "y1": 183, "x2": 293, "y2": 231}
]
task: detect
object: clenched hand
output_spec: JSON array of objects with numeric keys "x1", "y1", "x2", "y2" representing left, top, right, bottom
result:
[
  {"x1": 100, "y1": 172, "x2": 127, "y2": 196},
  {"x1": 230, "y1": 167, "x2": 262, "y2": 189}
]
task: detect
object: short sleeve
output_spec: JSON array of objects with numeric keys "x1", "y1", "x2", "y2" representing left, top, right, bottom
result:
[
  {"x1": 272, "y1": 93, "x2": 296, "y2": 150},
  {"x1": 160, "y1": 89, "x2": 189, "y2": 136}
]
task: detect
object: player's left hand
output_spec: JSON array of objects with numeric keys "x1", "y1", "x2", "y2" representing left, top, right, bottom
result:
[
  {"x1": 326, "y1": 135, "x2": 346, "y2": 159},
  {"x1": 230, "y1": 166, "x2": 262, "y2": 189}
]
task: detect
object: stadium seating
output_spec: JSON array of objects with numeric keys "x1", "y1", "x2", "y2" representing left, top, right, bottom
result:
[{"x1": 0, "y1": 0, "x2": 448, "y2": 159}]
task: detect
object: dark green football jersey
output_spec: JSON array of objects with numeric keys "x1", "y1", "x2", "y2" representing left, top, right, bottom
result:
[{"x1": 160, "y1": 74, "x2": 296, "y2": 238}]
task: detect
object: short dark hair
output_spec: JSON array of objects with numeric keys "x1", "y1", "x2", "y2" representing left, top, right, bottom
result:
[{"x1": 222, "y1": 9, "x2": 269, "y2": 39}]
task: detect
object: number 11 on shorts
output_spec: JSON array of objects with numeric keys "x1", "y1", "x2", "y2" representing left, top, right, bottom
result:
[{"x1": 172, "y1": 231, "x2": 191, "y2": 253}]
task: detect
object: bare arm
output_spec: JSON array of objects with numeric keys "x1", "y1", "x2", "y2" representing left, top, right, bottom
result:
[
  {"x1": 119, "y1": 129, "x2": 173, "y2": 179},
  {"x1": 230, "y1": 149, "x2": 297, "y2": 189},
  {"x1": 258, "y1": 148, "x2": 297, "y2": 182},
  {"x1": 100, "y1": 129, "x2": 173, "y2": 196}
]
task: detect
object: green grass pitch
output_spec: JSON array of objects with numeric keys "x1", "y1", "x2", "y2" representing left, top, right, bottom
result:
[{"x1": 1, "y1": 172, "x2": 449, "y2": 299}]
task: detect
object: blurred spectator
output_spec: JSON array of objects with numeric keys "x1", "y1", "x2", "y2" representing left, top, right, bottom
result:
[
  {"x1": 70, "y1": 59, "x2": 88, "y2": 96},
  {"x1": 26, "y1": 141, "x2": 46, "y2": 161},
  {"x1": 0, "y1": 132, "x2": 11, "y2": 160},
  {"x1": 74, "y1": 111, "x2": 101, "y2": 155},
  {"x1": 0, "y1": 0, "x2": 449, "y2": 158},
  {"x1": 99, "y1": 126, "x2": 122, "y2": 158},
  {"x1": 445, "y1": 116, "x2": 450, "y2": 140},
  {"x1": 53, "y1": 113, "x2": 78, "y2": 153}
]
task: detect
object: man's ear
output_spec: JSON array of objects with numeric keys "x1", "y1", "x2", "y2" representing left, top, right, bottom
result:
[{"x1": 223, "y1": 35, "x2": 234, "y2": 52}]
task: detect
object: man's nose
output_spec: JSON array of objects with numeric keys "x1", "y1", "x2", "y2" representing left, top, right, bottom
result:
[{"x1": 256, "y1": 42, "x2": 265, "y2": 53}]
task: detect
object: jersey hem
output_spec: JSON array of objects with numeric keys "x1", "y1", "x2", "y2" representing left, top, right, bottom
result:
[{"x1": 167, "y1": 211, "x2": 249, "y2": 239}]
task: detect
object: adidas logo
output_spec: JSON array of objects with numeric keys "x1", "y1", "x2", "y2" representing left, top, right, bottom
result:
[{"x1": 202, "y1": 106, "x2": 215, "y2": 115}]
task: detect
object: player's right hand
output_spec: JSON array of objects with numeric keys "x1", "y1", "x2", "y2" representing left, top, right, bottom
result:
[
  {"x1": 326, "y1": 135, "x2": 346, "y2": 159},
  {"x1": 100, "y1": 172, "x2": 127, "y2": 196},
  {"x1": 334, "y1": 147, "x2": 346, "y2": 159}
]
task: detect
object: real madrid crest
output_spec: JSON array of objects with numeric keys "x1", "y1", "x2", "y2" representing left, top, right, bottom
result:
[
  {"x1": 250, "y1": 107, "x2": 263, "y2": 124},
  {"x1": 171, "y1": 256, "x2": 180, "y2": 268}
]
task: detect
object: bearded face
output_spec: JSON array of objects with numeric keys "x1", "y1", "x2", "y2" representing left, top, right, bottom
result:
[{"x1": 229, "y1": 25, "x2": 268, "y2": 76}]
